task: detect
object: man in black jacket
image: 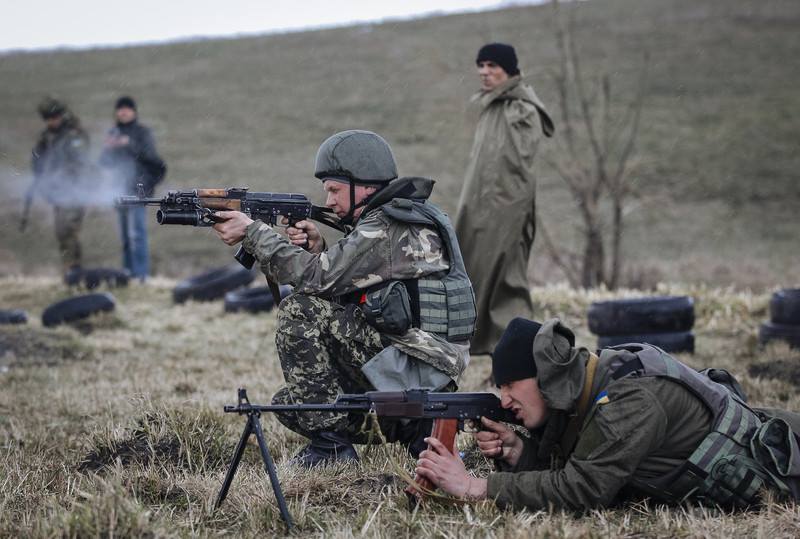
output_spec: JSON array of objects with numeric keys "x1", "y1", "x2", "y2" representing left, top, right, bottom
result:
[{"x1": 99, "y1": 96, "x2": 166, "y2": 281}]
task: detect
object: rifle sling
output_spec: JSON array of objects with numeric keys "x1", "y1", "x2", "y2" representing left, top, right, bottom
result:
[{"x1": 558, "y1": 352, "x2": 599, "y2": 458}]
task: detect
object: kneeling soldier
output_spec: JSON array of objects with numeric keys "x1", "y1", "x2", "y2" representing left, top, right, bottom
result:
[
  {"x1": 213, "y1": 130, "x2": 476, "y2": 466},
  {"x1": 415, "y1": 318, "x2": 800, "y2": 509}
]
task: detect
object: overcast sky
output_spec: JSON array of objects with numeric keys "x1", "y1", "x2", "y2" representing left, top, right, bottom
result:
[{"x1": 0, "y1": 0, "x2": 541, "y2": 51}]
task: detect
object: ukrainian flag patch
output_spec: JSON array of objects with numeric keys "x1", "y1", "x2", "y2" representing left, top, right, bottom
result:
[{"x1": 595, "y1": 390, "x2": 610, "y2": 405}]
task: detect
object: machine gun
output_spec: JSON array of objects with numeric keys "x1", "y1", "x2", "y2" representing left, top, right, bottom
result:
[
  {"x1": 215, "y1": 388, "x2": 522, "y2": 529},
  {"x1": 117, "y1": 185, "x2": 348, "y2": 298}
]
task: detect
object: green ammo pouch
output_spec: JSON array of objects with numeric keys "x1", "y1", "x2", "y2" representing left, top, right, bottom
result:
[{"x1": 363, "y1": 281, "x2": 413, "y2": 335}]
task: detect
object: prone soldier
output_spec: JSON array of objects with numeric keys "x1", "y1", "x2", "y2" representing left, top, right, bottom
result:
[
  {"x1": 212, "y1": 130, "x2": 477, "y2": 466},
  {"x1": 415, "y1": 318, "x2": 800, "y2": 509}
]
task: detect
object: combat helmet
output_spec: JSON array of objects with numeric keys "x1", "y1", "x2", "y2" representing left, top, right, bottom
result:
[
  {"x1": 37, "y1": 96, "x2": 67, "y2": 119},
  {"x1": 314, "y1": 130, "x2": 398, "y2": 223},
  {"x1": 315, "y1": 130, "x2": 397, "y2": 184}
]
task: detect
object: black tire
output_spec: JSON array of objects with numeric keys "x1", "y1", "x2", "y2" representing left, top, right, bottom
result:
[
  {"x1": 759, "y1": 322, "x2": 800, "y2": 349},
  {"x1": 598, "y1": 331, "x2": 695, "y2": 354},
  {"x1": 83, "y1": 268, "x2": 130, "y2": 290},
  {"x1": 224, "y1": 285, "x2": 293, "y2": 313},
  {"x1": 0, "y1": 309, "x2": 28, "y2": 325},
  {"x1": 42, "y1": 293, "x2": 116, "y2": 328},
  {"x1": 588, "y1": 296, "x2": 694, "y2": 336},
  {"x1": 173, "y1": 265, "x2": 255, "y2": 303},
  {"x1": 770, "y1": 289, "x2": 800, "y2": 325}
]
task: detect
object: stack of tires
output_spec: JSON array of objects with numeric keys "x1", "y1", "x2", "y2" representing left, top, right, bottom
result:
[
  {"x1": 760, "y1": 288, "x2": 800, "y2": 349},
  {"x1": 588, "y1": 296, "x2": 695, "y2": 353}
]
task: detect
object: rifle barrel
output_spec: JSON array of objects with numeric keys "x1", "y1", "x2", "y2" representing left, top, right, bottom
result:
[{"x1": 116, "y1": 196, "x2": 163, "y2": 206}]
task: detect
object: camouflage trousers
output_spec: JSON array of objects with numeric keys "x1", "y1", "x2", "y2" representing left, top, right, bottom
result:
[
  {"x1": 271, "y1": 293, "x2": 384, "y2": 437},
  {"x1": 54, "y1": 205, "x2": 85, "y2": 272}
]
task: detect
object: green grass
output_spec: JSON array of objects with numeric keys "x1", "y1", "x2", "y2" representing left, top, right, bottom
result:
[
  {"x1": 2, "y1": 276, "x2": 800, "y2": 536},
  {"x1": 0, "y1": 0, "x2": 798, "y2": 288}
]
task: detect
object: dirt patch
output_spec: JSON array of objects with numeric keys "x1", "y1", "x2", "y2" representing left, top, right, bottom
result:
[
  {"x1": 748, "y1": 359, "x2": 800, "y2": 387},
  {"x1": 80, "y1": 430, "x2": 181, "y2": 473},
  {"x1": 173, "y1": 382, "x2": 196, "y2": 396},
  {"x1": 0, "y1": 326, "x2": 92, "y2": 367},
  {"x1": 352, "y1": 473, "x2": 400, "y2": 494},
  {"x1": 79, "y1": 408, "x2": 230, "y2": 474}
]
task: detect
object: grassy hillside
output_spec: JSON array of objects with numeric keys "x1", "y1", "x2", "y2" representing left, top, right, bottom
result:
[
  {"x1": 1, "y1": 0, "x2": 798, "y2": 287},
  {"x1": 2, "y1": 278, "x2": 800, "y2": 536}
]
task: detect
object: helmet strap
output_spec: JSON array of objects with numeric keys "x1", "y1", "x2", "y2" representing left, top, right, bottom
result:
[{"x1": 340, "y1": 180, "x2": 381, "y2": 226}]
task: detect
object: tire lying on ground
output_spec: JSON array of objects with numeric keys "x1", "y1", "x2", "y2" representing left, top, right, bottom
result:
[
  {"x1": 173, "y1": 265, "x2": 255, "y2": 303},
  {"x1": 42, "y1": 293, "x2": 116, "y2": 328},
  {"x1": 224, "y1": 285, "x2": 293, "y2": 314},
  {"x1": 759, "y1": 322, "x2": 800, "y2": 349},
  {"x1": 588, "y1": 296, "x2": 695, "y2": 335},
  {"x1": 598, "y1": 331, "x2": 695, "y2": 354},
  {"x1": 64, "y1": 267, "x2": 130, "y2": 289},
  {"x1": 770, "y1": 289, "x2": 800, "y2": 325},
  {"x1": 83, "y1": 268, "x2": 130, "y2": 289},
  {"x1": 0, "y1": 309, "x2": 28, "y2": 325}
]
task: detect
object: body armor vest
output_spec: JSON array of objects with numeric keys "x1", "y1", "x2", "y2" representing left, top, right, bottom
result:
[
  {"x1": 379, "y1": 198, "x2": 477, "y2": 342},
  {"x1": 596, "y1": 344, "x2": 800, "y2": 507}
]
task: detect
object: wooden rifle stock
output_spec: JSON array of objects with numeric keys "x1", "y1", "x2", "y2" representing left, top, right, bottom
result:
[{"x1": 405, "y1": 417, "x2": 459, "y2": 503}]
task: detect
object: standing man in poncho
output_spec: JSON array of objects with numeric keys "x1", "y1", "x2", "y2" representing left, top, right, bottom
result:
[{"x1": 455, "y1": 43, "x2": 555, "y2": 355}]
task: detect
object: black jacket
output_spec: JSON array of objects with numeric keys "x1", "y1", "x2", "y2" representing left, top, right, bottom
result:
[{"x1": 99, "y1": 120, "x2": 166, "y2": 196}]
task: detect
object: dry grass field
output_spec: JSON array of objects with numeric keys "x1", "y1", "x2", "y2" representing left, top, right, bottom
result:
[{"x1": 2, "y1": 277, "x2": 800, "y2": 537}]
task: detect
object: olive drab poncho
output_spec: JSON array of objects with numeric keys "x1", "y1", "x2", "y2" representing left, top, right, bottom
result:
[{"x1": 454, "y1": 75, "x2": 554, "y2": 355}]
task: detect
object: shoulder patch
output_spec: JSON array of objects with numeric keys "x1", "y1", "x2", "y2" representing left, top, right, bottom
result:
[{"x1": 595, "y1": 390, "x2": 610, "y2": 405}]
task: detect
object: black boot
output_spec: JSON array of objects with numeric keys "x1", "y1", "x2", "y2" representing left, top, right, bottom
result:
[
  {"x1": 290, "y1": 431, "x2": 359, "y2": 468},
  {"x1": 393, "y1": 419, "x2": 433, "y2": 459}
]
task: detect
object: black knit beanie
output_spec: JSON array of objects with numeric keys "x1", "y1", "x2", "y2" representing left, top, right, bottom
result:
[
  {"x1": 491, "y1": 317, "x2": 542, "y2": 386},
  {"x1": 476, "y1": 43, "x2": 520, "y2": 77},
  {"x1": 115, "y1": 96, "x2": 137, "y2": 111}
]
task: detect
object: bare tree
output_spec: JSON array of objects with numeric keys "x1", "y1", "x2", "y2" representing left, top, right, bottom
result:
[{"x1": 540, "y1": 0, "x2": 648, "y2": 289}]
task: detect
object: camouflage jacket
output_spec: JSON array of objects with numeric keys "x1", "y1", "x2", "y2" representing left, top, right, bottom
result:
[
  {"x1": 242, "y1": 177, "x2": 469, "y2": 381},
  {"x1": 487, "y1": 319, "x2": 712, "y2": 510},
  {"x1": 31, "y1": 121, "x2": 90, "y2": 205}
]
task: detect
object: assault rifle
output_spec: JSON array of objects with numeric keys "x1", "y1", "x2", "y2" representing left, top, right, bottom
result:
[
  {"x1": 215, "y1": 388, "x2": 522, "y2": 529},
  {"x1": 116, "y1": 185, "x2": 348, "y2": 298}
]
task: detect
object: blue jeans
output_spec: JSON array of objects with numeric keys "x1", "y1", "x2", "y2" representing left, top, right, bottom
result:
[{"x1": 118, "y1": 206, "x2": 150, "y2": 280}]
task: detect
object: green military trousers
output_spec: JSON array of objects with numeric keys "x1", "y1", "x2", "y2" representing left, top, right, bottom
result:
[
  {"x1": 271, "y1": 294, "x2": 384, "y2": 437},
  {"x1": 53, "y1": 205, "x2": 85, "y2": 272}
]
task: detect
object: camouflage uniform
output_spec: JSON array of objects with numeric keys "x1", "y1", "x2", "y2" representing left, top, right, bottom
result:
[
  {"x1": 31, "y1": 107, "x2": 91, "y2": 272},
  {"x1": 270, "y1": 294, "x2": 383, "y2": 437},
  {"x1": 241, "y1": 177, "x2": 470, "y2": 436}
]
